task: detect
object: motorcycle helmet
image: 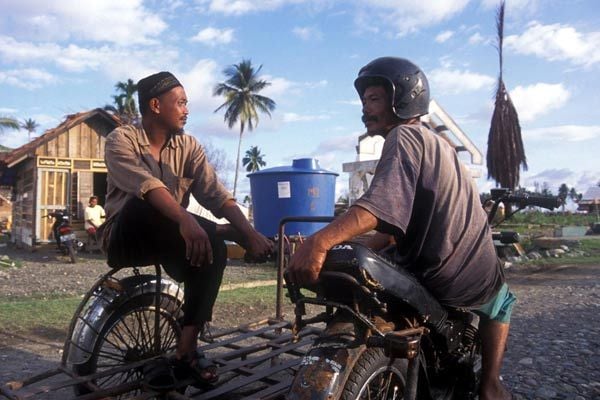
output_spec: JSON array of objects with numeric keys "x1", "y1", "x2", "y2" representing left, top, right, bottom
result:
[{"x1": 354, "y1": 57, "x2": 430, "y2": 119}]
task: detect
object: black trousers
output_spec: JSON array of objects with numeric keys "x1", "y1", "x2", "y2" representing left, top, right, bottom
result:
[{"x1": 107, "y1": 198, "x2": 227, "y2": 327}]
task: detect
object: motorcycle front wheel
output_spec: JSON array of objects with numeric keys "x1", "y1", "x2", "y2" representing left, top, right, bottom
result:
[
  {"x1": 341, "y1": 348, "x2": 408, "y2": 400},
  {"x1": 66, "y1": 241, "x2": 77, "y2": 263}
]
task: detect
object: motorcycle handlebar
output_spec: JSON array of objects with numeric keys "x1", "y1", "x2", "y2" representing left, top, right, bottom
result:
[{"x1": 505, "y1": 194, "x2": 562, "y2": 211}]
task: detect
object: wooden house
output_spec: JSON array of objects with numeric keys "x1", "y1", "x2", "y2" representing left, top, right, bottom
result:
[
  {"x1": 578, "y1": 186, "x2": 600, "y2": 214},
  {"x1": 0, "y1": 109, "x2": 121, "y2": 247}
]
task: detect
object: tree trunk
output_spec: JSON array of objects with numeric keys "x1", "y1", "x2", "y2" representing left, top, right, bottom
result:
[{"x1": 233, "y1": 128, "x2": 243, "y2": 198}]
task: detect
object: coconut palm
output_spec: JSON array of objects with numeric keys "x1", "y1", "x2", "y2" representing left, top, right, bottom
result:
[
  {"x1": 213, "y1": 60, "x2": 276, "y2": 197},
  {"x1": 558, "y1": 183, "x2": 569, "y2": 211},
  {"x1": 0, "y1": 117, "x2": 19, "y2": 133},
  {"x1": 486, "y1": 0, "x2": 527, "y2": 190},
  {"x1": 20, "y1": 118, "x2": 39, "y2": 142},
  {"x1": 242, "y1": 146, "x2": 266, "y2": 173},
  {"x1": 568, "y1": 187, "x2": 582, "y2": 204},
  {"x1": 105, "y1": 78, "x2": 139, "y2": 124}
]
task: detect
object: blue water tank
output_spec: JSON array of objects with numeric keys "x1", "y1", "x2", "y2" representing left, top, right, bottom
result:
[{"x1": 248, "y1": 158, "x2": 338, "y2": 237}]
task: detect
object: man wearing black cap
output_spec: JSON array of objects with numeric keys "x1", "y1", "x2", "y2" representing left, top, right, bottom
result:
[{"x1": 102, "y1": 71, "x2": 273, "y2": 384}]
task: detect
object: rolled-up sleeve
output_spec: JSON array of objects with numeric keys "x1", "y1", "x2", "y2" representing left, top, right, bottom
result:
[
  {"x1": 187, "y1": 139, "x2": 233, "y2": 217},
  {"x1": 105, "y1": 129, "x2": 167, "y2": 198}
]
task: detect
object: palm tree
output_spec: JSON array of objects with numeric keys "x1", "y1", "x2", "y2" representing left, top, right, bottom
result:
[
  {"x1": 20, "y1": 118, "x2": 39, "y2": 142},
  {"x1": 558, "y1": 183, "x2": 569, "y2": 212},
  {"x1": 0, "y1": 117, "x2": 19, "y2": 133},
  {"x1": 242, "y1": 145, "x2": 266, "y2": 173},
  {"x1": 213, "y1": 60, "x2": 276, "y2": 197},
  {"x1": 568, "y1": 187, "x2": 582, "y2": 204},
  {"x1": 105, "y1": 78, "x2": 139, "y2": 124}
]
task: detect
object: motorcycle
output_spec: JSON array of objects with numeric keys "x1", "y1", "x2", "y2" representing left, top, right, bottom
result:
[
  {"x1": 285, "y1": 188, "x2": 561, "y2": 400},
  {"x1": 46, "y1": 210, "x2": 85, "y2": 263}
]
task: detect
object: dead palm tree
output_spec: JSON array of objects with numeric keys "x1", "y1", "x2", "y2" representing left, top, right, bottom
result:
[
  {"x1": 20, "y1": 118, "x2": 39, "y2": 142},
  {"x1": 0, "y1": 117, "x2": 19, "y2": 133},
  {"x1": 214, "y1": 60, "x2": 276, "y2": 197},
  {"x1": 242, "y1": 145, "x2": 267, "y2": 172},
  {"x1": 486, "y1": 0, "x2": 527, "y2": 190}
]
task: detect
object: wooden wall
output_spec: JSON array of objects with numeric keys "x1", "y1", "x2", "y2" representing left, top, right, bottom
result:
[
  {"x1": 12, "y1": 159, "x2": 36, "y2": 246},
  {"x1": 35, "y1": 119, "x2": 107, "y2": 160},
  {"x1": 9, "y1": 114, "x2": 117, "y2": 247}
]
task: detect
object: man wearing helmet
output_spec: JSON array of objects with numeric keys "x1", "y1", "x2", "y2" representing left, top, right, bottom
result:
[{"x1": 287, "y1": 57, "x2": 514, "y2": 400}]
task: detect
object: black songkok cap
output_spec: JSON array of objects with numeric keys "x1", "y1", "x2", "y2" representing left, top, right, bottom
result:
[{"x1": 137, "y1": 71, "x2": 182, "y2": 108}]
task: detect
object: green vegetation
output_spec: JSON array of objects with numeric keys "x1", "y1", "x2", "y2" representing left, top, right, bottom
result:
[
  {"x1": 521, "y1": 238, "x2": 600, "y2": 265},
  {"x1": 0, "y1": 296, "x2": 81, "y2": 335},
  {"x1": 508, "y1": 211, "x2": 598, "y2": 227},
  {"x1": 0, "y1": 284, "x2": 279, "y2": 337}
]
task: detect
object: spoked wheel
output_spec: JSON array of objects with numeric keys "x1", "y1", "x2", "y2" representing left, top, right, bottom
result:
[
  {"x1": 342, "y1": 348, "x2": 407, "y2": 400},
  {"x1": 87, "y1": 302, "x2": 181, "y2": 393},
  {"x1": 68, "y1": 271, "x2": 184, "y2": 397}
]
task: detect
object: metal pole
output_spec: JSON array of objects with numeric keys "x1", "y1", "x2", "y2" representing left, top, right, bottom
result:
[
  {"x1": 154, "y1": 264, "x2": 162, "y2": 354},
  {"x1": 275, "y1": 216, "x2": 335, "y2": 321}
]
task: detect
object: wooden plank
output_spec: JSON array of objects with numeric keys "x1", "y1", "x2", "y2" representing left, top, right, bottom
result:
[{"x1": 81, "y1": 123, "x2": 91, "y2": 159}]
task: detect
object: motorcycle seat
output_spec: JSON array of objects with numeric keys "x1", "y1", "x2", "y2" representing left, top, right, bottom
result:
[{"x1": 323, "y1": 243, "x2": 449, "y2": 332}]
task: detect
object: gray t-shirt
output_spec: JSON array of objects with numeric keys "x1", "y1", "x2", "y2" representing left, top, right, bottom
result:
[{"x1": 354, "y1": 124, "x2": 503, "y2": 307}]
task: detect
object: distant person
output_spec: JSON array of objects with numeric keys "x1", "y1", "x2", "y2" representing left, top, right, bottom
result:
[
  {"x1": 287, "y1": 57, "x2": 515, "y2": 400},
  {"x1": 101, "y1": 71, "x2": 273, "y2": 385},
  {"x1": 84, "y1": 196, "x2": 105, "y2": 241}
]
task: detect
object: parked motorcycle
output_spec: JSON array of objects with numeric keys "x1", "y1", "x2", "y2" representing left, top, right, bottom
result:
[
  {"x1": 285, "y1": 188, "x2": 560, "y2": 400},
  {"x1": 46, "y1": 210, "x2": 84, "y2": 263}
]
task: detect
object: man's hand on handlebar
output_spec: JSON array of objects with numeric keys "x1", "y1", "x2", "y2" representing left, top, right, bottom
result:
[
  {"x1": 287, "y1": 237, "x2": 328, "y2": 286},
  {"x1": 244, "y1": 231, "x2": 275, "y2": 261}
]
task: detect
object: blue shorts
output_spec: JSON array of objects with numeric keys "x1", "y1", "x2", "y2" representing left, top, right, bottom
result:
[{"x1": 473, "y1": 283, "x2": 516, "y2": 324}]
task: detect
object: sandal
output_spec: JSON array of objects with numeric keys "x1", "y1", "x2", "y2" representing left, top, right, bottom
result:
[
  {"x1": 172, "y1": 349, "x2": 218, "y2": 387},
  {"x1": 142, "y1": 357, "x2": 176, "y2": 392}
]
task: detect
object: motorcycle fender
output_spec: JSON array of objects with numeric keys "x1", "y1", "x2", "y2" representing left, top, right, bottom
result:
[{"x1": 286, "y1": 342, "x2": 366, "y2": 400}]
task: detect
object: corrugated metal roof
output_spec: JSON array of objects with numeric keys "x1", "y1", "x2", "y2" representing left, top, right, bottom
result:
[{"x1": 582, "y1": 186, "x2": 600, "y2": 201}]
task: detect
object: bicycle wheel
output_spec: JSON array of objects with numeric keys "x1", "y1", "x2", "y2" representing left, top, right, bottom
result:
[{"x1": 71, "y1": 276, "x2": 183, "y2": 396}]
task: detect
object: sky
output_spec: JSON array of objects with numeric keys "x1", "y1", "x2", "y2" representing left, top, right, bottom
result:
[{"x1": 1, "y1": 0, "x2": 599, "y2": 203}]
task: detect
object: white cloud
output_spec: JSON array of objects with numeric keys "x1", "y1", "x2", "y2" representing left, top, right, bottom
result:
[
  {"x1": 522, "y1": 168, "x2": 595, "y2": 193},
  {"x1": 260, "y1": 76, "x2": 326, "y2": 100},
  {"x1": 429, "y1": 68, "x2": 495, "y2": 94},
  {"x1": 1, "y1": 0, "x2": 167, "y2": 45},
  {"x1": 316, "y1": 133, "x2": 357, "y2": 153},
  {"x1": 505, "y1": 21, "x2": 600, "y2": 67},
  {"x1": 199, "y1": 0, "x2": 290, "y2": 16},
  {"x1": 468, "y1": 32, "x2": 486, "y2": 45},
  {"x1": 525, "y1": 125, "x2": 600, "y2": 142},
  {"x1": 0, "y1": 35, "x2": 179, "y2": 80},
  {"x1": 0, "y1": 68, "x2": 57, "y2": 90},
  {"x1": 357, "y1": 0, "x2": 470, "y2": 36},
  {"x1": 293, "y1": 26, "x2": 323, "y2": 41},
  {"x1": 0, "y1": 107, "x2": 18, "y2": 114},
  {"x1": 510, "y1": 83, "x2": 570, "y2": 122},
  {"x1": 435, "y1": 30, "x2": 454, "y2": 43},
  {"x1": 178, "y1": 59, "x2": 222, "y2": 111},
  {"x1": 481, "y1": 0, "x2": 539, "y2": 12},
  {"x1": 191, "y1": 27, "x2": 235, "y2": 46},
  {"x1": 261, "y1": 76, "x2": 296, "y2": 99},
  {"x1": 283, "y1": 112, "x2": 330, "y2": 123}
]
